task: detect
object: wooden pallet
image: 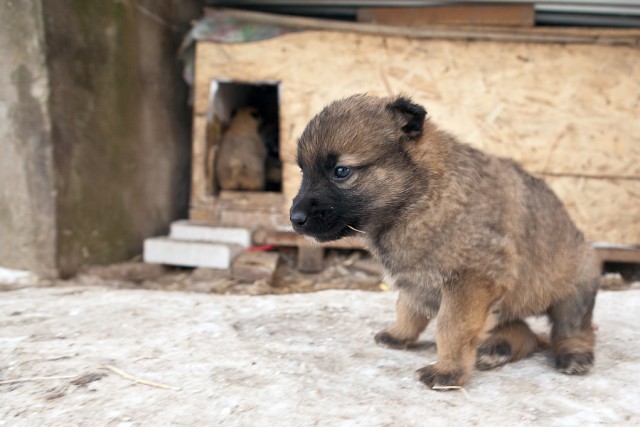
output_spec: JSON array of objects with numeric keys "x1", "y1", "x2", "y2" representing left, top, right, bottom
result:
[
  {"x1": 253, "y1": 229, "x2": 366, "y2": 273},
  {"x1": 254, "y1": 230, "x2": 640, "y2": 274}
]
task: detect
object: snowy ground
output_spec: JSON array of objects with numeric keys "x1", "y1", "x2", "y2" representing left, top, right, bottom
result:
[{"x1": 1, "y1": 285, "x2": 639, "y2": 426}]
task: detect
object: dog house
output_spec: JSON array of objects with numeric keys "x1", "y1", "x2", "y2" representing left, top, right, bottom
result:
[{"x1": 189, "y1": 10, "x2": 640, "y2": 269}]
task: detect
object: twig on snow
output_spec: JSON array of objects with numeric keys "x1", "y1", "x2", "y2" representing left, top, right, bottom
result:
[{"x1": 99, "y1": 365, "x2": 181, "y2": 391}]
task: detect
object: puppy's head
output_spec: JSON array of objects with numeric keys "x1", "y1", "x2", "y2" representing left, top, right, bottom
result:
[{"x1": 290, "y1": 94, "x2": 427, "y2": 242}]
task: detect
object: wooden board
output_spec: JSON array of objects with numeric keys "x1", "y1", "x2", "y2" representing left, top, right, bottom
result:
[
  {"x1": 231, "y1": 251, "x2": 280, "y2": 284},
  {"x1": 595, "y1": 246, "x2": 640, "y2": 268},
  {"x1": 214, "y1": 9, "x2": 640, "y2": 46},
  {"x1": 190, "y1": 114, "x2": 209, "y2": 207},
  {"x1": 190, "y1": 191, "x2": 287, "y2": 229},
  {"x1": 253, "y1": 229, "x2": 366, "y2": 250},
  {"x1": 545, "y1": 176, "x2": 640, "y2": 245},
  {"x1": 297, "y1": 245, "x2": 324, "y2": 273},
  {"x1": 358, "y1": 5, "x2": 535, "y2": 27}
]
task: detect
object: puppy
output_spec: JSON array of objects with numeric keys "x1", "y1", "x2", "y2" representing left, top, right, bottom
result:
[
  {"x1": 216, "y1": 107, "x2": 267, "y2": 191},
  {"x1": 290, "y1": 94, "x2": 599, "y2": 389}
]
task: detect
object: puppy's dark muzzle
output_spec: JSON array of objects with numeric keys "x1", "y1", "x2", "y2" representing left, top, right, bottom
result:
[
  {"x1": 290, "y1": 196, "x2": 315, "y2": 232},
  {"x1": 290, "y1": 210, "x2": 308, "y2": 227},
  {"x1": 290, "y1": 184, "x2": 353, "y2": 241}
]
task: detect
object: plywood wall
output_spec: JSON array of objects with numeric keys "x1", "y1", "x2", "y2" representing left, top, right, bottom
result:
[{"x1": 194, "y1": 31, "x2": 640, "y2": 244}]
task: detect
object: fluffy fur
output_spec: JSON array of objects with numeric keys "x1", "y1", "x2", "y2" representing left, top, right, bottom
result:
[
  {"x1": 216, "y1": 107, "x2": 267, "y2": 191},
  {"x1": 290, "y1": 94, "x2": 600, "y2": 389}
]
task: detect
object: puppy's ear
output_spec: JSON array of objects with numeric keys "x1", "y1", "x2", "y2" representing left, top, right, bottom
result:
[{"x1": 386, "y1": 97, "x2": 427, "y2": 141}]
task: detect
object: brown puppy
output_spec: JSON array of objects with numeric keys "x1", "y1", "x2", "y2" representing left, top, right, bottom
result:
[
  {"x1": 216, "y1": 107, "x2": 267, "y2": 191},
  {"x1": 290, "y1": 94, "x2": 599, "y2": 389}
]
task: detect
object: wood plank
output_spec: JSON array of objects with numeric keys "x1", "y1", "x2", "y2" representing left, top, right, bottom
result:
[
  {"x1": 189, "y1": 207, "x2": 218, "y2": 224},
  {"x1": 253, "y1": 229, "x2": 367, "y2": 250},
  {"x1": 545, "y1": 176, "x2": 640, "y2": 245},
  {"x1": 297, "y1": 245, "x2": 324, "y2": 273},
  {"x1": 189, "y1": 205, "x2": 285, "y2": 230},
  {"x1": 231, "y1": 251, "x2": 280, "y2": 284},
  {"x1": 252, "y1": 230, "x2": 300, "y2": 247},
  {"x1": 217, "y1": 191, "x2": 284, "y2": 210},
  {"x1": 190, "y1": 192, "x2": 286, "y2": 227},
  {"x1": 218, "y1": 209, "x2": 285, "y2": 229},
  {"x1": 595, "y1": 247, "x2": 640, "y2": 265},
  {"x1": 358, "y1": 5, "x2": 535, "y2": 28},
  {"x1": 190, "y1": 114, "x2": 209, "y2": 206},
  {"x1": 210, "y1": 8, "x2": 640, "y2": 46},
  {"x1": 254, "y1": 231, "x2": 640, "y2": 266},
  {"x1": 215, "y1": 191, "x2": 287, "y2": 228}
]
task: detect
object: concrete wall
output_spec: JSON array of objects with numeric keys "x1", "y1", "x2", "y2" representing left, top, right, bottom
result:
[
  {"x1": 0, "y1": 1, "x2": 200, "y2": 277},
  {"x1": 0, "y1": 0, "x2": 57, "y2": 277}
]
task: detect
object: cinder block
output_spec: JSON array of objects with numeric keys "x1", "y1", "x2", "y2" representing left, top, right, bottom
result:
[
  {"x1": 143, "y1": 237, "x2": 242, "y2": 269},
  {"x1": 169, "y1": 221, "x2": 252, "y2": 247}
]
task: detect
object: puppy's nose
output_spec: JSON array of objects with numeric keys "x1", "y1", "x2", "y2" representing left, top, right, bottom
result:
[{"x1": 290, "y1": 210, "x2": 308, "y2": 227}]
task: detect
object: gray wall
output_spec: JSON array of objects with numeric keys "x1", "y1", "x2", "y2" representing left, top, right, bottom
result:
[
  {"x1": 0, "y1": 1, "x2": 200, "y2": 277},
  {"x1": 0, "y1": 0, "x2": 57, "y2": 277}
]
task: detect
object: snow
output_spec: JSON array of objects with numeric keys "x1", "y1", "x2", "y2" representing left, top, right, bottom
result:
[
  {"x1": 0, "y1": 267, "x2": 38, "y2": 286},
  {"x1": 1, "y1": 286, "x2": 639, "y2": 426}
]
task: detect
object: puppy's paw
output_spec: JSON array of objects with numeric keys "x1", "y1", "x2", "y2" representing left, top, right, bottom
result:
[
  {"x1": 416, "y1": 364, "x2": 465, "y2": 390},
  {"x1": 476, "y1": 340, "x2": 512, "y2": 371},
  {"x1": 555, "y1": 351, "x2": 594, "y2": 375},
  {"x1": 374, "y1": 331, "x2": 414, "y2": 349}
]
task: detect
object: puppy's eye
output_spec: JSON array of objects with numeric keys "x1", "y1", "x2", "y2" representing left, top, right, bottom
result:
[{"x1": 333, "y1": 166, "x2": 351, "y2": 180}]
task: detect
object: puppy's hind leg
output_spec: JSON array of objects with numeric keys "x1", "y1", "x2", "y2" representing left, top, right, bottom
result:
[
  {"x1": 375, "y1": 291, "x2": 432, "y2": 349},
  {"x1": 549, "y1": 278, "x2": 599, "y2": 375},
  {"x1": 476, "y1": 320, "x2": 541, "y2": 371}
]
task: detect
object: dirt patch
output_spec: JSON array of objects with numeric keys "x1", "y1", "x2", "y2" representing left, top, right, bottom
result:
[{"x1": 73, "y1": 249, "x2": 384, "y2": 296}]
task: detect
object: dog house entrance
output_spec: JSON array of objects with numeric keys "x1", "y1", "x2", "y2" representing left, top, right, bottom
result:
[
  {"x1": 208, "y1": 80, "x2": 281, "y2": 194},
  {"x1": 188, "y1": 79, "x2": 284, "y2": 229}
]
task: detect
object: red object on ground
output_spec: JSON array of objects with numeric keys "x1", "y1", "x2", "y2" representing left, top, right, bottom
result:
[{"x1": 246, "y1": 245, "x2": 276, "y2": 252}]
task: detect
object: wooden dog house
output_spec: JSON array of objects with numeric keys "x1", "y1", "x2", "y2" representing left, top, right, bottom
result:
[{"x1": 189, "y1": 10, "x2": 640, "y2": 268}]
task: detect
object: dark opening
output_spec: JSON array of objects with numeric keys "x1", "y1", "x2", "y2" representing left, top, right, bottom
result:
[
  {"x1": 208, "y1": 80, "x2": 281, "y2": 193},
  {"x1": 603, "y1": 262, "x2": 640, "y2": 283}
]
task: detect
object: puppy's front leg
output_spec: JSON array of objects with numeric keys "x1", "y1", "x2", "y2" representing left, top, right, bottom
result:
[
  {"x1": 375, "y1": 291, "x2": 431, "y2": 349},
  {"x1": 417, "y1": 281, "x2": 502, "y2": 389}
]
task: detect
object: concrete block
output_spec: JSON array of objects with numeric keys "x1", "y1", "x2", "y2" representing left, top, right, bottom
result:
[
  {"x1": 169, "y1": 221, "x2": 252, "y2": 247},
  {"x1": 0, "y1": 266, "x2": 42, "y2": 291},
  {"x1": 143, "y1": 237, "x2": 242, "y2": 269}
]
